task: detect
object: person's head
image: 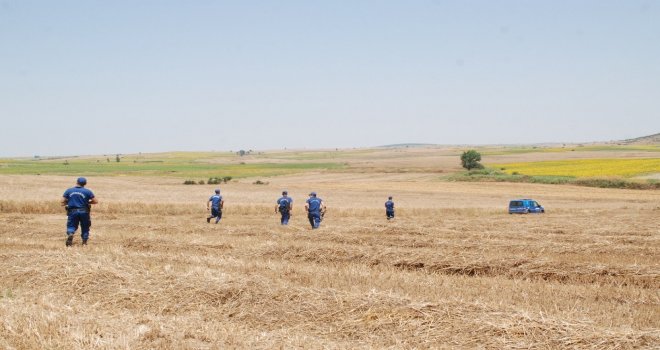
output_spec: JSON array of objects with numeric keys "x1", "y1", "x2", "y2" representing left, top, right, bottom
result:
[
  {"x1": 76, "y1": 177, "x2": 87, "y2": 187},
  {"x1": 309, "y1": 192, "x2": 317, "y2": 197},
  {"x1": 215, "y1": 189, "x2": 220, "y2": 194},
  {"x1": 388, "y1": 196, "x2": 392, "y2": 200},
  {"x1": 282, "y1": 190, "x2": 288, "y2": 196}
]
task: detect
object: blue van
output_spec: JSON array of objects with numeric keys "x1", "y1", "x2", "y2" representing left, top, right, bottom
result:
[{"x1": 509, "y1": 199, "x2": 544, "y2": 214}]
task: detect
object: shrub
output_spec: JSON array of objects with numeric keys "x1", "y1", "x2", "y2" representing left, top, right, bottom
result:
[
  {"x1": 208, "y1": 176, "x2": 233, "y2": 184},
  {"x1": 183, "y1": 180, "x2": 197, "y2": 185},
  {"x1": 447, "y1": 171, "x2": 658, "y2": 190},
  {"x1": 253, "y1": 180, "x2": 268, "y2": 185},
  {"x1": 573, "y1": 178, "x2": 659, "y2": 190},
  {"x1": 208, "y1": 177, "x2": 221, "y2": 185}
]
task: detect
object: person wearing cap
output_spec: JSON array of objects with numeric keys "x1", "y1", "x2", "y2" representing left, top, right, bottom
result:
[
  {"x1": 207, "y1": 189, "x2": 224, "y2": 224},
  {"x1": 305, "y1": 192, "x2": 325, "y2": 229},
  {"x1": 275, "y1": 191, "x2": 293, "y2": 225},
  {"x1": 385, "y1": 196, "x2": 395, "y2": 220},
  {"x1": 60, "y1": 177, "x2": 98, "y2": 246}
]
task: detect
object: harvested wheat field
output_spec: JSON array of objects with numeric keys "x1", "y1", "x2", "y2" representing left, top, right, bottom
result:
[{"x1": 1, "y1": 173, "x2": 659, "y2": 349}]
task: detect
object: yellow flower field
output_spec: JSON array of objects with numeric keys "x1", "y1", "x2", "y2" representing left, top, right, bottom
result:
[{"x1": 491, "y1": 158, "x2": 660, "y2": 178}]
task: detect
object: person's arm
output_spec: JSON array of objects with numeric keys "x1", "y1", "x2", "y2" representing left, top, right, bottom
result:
[
  {"x1": 220, "y1": 199, "x2": 224, "y2": 210},
  {"x1": 61, "y1": 197, "x2": 68, "y2": 206},
  {"x1": 207, "y1": 199, "x2": 211, "y2": 211},
  {"x1": 89, "y1": 197, "x2": 98, "y2": 205}
]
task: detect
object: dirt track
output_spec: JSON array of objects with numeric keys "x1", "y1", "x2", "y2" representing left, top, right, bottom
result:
[{"x1": 1, "y1": 174, "x2": 659, "y2": 349}]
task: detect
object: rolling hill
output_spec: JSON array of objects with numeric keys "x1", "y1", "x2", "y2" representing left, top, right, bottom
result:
[{"x1": 620, "y1": 132, "x2": 660, "y2": 145}]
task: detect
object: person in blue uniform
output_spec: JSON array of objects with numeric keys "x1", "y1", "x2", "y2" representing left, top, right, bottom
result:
[
  {"x1": 385, "y1": 196, "x2": 395, "y2": 220},
  {"x1": 61, "y1": 177, "x2": 98, "y2": 246},
  {"x1": 207, "y1": 189, "x2": 224, "y2": 224},
  {"x1": 275, "y1": 191, "x2": 293, "y2": 225},
  {"x1": 305, "y1": 192, "x2": 325, "y2": 229}
]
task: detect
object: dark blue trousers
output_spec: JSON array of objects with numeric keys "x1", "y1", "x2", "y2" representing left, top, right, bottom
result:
[
  {"x1": 210, "y1": 208, "x2": 222, "y2": 223},
  {"x1": 280, "y1": 210, "x2": 290, "y2": 225},
  {"x1": 308, "y1": 212, "x2": 321, "y2": 229},
  {"x1": 67, "y1": 211, "x2": 91, "y2": 240}
]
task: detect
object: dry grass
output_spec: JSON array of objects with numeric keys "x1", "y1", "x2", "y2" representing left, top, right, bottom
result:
[{"x1": 1, "y1": 174, "x2": 659, "y2": 349}]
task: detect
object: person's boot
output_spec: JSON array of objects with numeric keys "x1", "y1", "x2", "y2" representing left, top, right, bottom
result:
[
  {"x1": 66, "y1": 234, "x2": 73, "y2": 247},
  {"x1": 82, "y1": 239, "x2": 88, "y2": 245},
  {"x1": 207, "y1": 217, "x2": 211, "y2": 223}
]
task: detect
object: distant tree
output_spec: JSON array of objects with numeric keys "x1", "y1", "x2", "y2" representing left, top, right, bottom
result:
[
  {"x1": 116, "y1": 154, "x2": 121, "y2": 162},
  {"x1": 238, "y1": 150, "x2": 246, "y2": 156},
  {"x1": 460, "y1": 150, "x2": 483, "y2": 170}
]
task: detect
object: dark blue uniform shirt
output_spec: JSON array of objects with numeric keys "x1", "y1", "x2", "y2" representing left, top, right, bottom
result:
[
  {"x1": 277, "y1": 196, "x2": 293, "y2": 210},
  {"x1": 63, "y1": 186, "x2": 95, "y2": 209},
  {"x1": 306, "y1": 197, "x2": 322, "y2": 213},
  {"x1": 209, "y1": 195, "x2": 223, "y2": 209}
]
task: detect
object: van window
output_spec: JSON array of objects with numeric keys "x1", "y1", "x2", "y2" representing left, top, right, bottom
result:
[{"x1": 510, "y1": 201, "x2": 523, "y2": 207}]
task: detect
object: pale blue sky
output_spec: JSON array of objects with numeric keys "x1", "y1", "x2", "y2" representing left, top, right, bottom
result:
[{"x1": 1, "y1": 1, "x2": 659, "y2": 156}]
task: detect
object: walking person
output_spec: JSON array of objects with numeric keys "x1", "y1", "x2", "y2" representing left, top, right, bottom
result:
[
  {"x1": 305, "y1": 192, "x2": 325, "y2": 229},
  {"x1": 275, "y1": 191, "x2": 293, "y2": 225},
  {"x1": 207, "y1": 189, "x2": 224, "y2": 224},
  {"x1": 61, "y1": 177, "x2": 98, "y2": 246},
  {"x1": 385, "y1": 196, "x2": 395, "y2": 220}
]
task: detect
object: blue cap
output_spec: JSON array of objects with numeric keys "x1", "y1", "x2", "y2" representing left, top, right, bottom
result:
[
  {"x1": 309, "y1": 191, "x2": 316, "y2": 196},
  {"x1": 282, "y1": 190, "x2": 288, "y2": 195},
  {"x1": 215, "y1": 189, "x2": 221, "y2": 194},
  {"x1": 77, "y1": 177, "x2": 87, "y2": 185}
]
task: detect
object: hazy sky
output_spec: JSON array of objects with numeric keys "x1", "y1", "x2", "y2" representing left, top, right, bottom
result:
[{"x1": 1, "y1": 1, "x2": 659, "y2": 156}]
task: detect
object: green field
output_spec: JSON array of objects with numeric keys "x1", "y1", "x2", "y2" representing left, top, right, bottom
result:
[
  {"x1": 3, "y1": 145, "x2": 659, "y2": 183},
  {"x1": 0, "y1": 153, "x2": 344, "y2": 178}
]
